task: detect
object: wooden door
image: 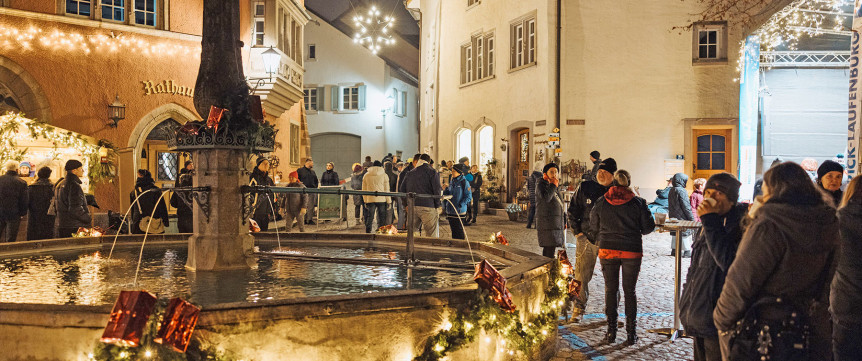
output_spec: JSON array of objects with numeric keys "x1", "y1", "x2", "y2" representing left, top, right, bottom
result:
[
  {"x1": 693, "y1": 129, "x2": 732, "y2": 180},
  {"x1": 514, "y1": 128, "x2": 530, "y2": 195},
  {"x1": 145, "y1": 142, "x2": 189, "y2": 215}
]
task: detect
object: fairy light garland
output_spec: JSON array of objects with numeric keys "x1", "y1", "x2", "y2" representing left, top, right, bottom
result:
[
  {"x1": 734, "y1": 0, "x2": 851, "y2": 80},
  {"x1": 413, "y1": 260, "x2": 568, "y2": 361},
  {"x1": 0, "y1": 24, "x2": 200, "y2": 57}
]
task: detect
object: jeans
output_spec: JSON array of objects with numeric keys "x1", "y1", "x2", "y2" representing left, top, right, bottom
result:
[
  {"x1": 600, "y1": 257, "x2": 642, "y2": 334},
  {"x1": 395, "y1": 197, "x2": 406, "y2": 229},
  {"x1": 447, "y1": 215, "x2": 466, "y2": 239},
  {"x1": 364, "y1": 202, "x2": 388, "y2": 233},
  {"x1": 0, "y1": 218, "x2": 21, "y2": 242},
  {"x1": 693, "y1": 336, "x2": 722, "y2": 361},
  {"x1": 574, "y1": 233, "x2": 599, "y2": 310},
  {"x1": 412, "y1": 206, "x2": 439, "y2": 237},
  {"x1": 834, "y1": 319, "x2": 862, "y2": 361},
  {"x1": 526, "y1": 203, "x2": 537, "y2": 228}
]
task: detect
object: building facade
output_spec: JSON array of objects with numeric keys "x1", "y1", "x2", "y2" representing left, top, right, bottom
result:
[
  {"x1": 414, "y1": 0, "x2": 787, "y2": 199},
  {"x1": 0, "y1": 0, "x2": 310, "y2": 214},
  {"x1": 304, "y1": 13, "x2": 419, "y2": 178}
]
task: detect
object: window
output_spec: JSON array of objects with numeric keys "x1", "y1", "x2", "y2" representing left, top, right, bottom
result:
[
  {"x1": 510, "y1": 14, "x2": 537, "y2": 70},
  {"x1": 294, "y1": 20, "x2": 302, "y2": 63},
  {"x1": 342, "y1": 86, "x2": 359, "y2": 111},
  {"x1": 66, "y1": 0, "x2": 91, "y2": 16},
  {"x1": 460, "y1": 32, "x2": 495, "y2": 85},
  {"x1": 693, "y1": 22, "x2": 727, "y2": 62},
  {"x1": 696, "y1": 134, "x2": 727, "y2": 170},
  {"x1": 304, "y1": 88, "x2": 318, "y2": 111},
  {"x1": 290, "y1": 123, "x2": 300, "y2": 164},
  {"x1": 478, "y1": 125, "x2": 493, "y2": 171},
  {"x1": 456, "y1": 128, "x2": 472, "y2": 163},
  {"x1": 157, "y1": 151, "x2": 178, "y2": 181},
  {"x1": 102, "y1": 0, "x2": 124, "y2": 21},
  {"x1": 308, "y1": 44, "x2": 316, "y2": 60},
  {"x1": 134, "y1": 0, "x2": 156, "y2": 26},
  {"x1": 399, "y1": 90, "x2": 407, "y2": 117},
  {"x1": 252, "y1": 1, "x2": 265, "y2": 46}
]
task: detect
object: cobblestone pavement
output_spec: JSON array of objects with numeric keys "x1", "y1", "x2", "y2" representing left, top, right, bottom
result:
[{"x1": 306, "y1": 211, "x2": 694, "y2": 360}]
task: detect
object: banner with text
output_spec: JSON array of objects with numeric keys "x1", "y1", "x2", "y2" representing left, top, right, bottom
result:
[{"x1": 848, "y1": 1, "x2": 862, "y2": 177}]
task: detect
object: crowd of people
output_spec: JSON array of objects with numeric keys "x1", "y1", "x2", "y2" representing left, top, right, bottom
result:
[{"x1": 530, "y1": 151, "x2": 859, "y2": 360}]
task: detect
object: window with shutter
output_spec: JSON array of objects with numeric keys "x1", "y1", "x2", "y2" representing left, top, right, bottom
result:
[
  {"x1": 509, "y1": 13, "x2": 537, "y2": 71},
  {"x1": 459, "y1": 31, "x2": 495, "y2": 86}
]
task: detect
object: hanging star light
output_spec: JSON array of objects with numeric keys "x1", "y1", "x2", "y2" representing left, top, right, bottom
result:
[{"x1": 352, "y1": 5, "x2": 395, "y2": 55}]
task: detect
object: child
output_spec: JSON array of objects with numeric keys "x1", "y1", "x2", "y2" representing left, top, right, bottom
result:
[
  {"x1": 280, "y1": 171, "x2": 307, "y2": 232},
  {"x1": 690, "y1": 178, "x2": 706, "y2": 222}
]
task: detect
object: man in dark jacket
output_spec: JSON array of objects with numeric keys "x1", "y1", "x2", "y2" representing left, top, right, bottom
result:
[
  {"x1": 668, "y1": 173, "x2": 694, "y2": 257},
  {"x1": 465, "y1": 164, "x2": 482, "y2": 225},
  {"x1": 567, "y1": 157, "x2": 617, "y2": 318},
  {"x1": 588, "y1": 150, "x2": 601, "y2": 182},
  {"x1": 679, "y1": 173, "x2": 744, "y2": 361},
  {"x1": 396, "y1": 154, "x2": 420, "y2": 230},
  {"x1": 297, "y1": 158, "x2": 318, "y2": 224},
  {"x1": 525, "y1": 166, "x2": 543, "y2": 229},
  {"x1": 27, "y1": 167, "x2": 55, "y2": 240},
  {"x1": 0, "y1": 161, "x2": 28, "y2": 242},
  {"x1": 55, "y1": 159, "x2": 91, "y2": 238},
  {"x1": 402, "y1": 154, "x2": 442, "y2": 237}
]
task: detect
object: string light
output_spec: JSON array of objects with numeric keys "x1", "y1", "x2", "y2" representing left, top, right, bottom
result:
[
  {"x1": 351, "y1": 5, "x2": 395, "y2": 55},
  {"x1": 0, "y1": 24, "x2": 200, "y2": 58}
]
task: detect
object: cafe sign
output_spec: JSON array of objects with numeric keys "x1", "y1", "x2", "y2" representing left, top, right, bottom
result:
[{"x1": 142, "y1": 80, "x2": 194, "y2": 98}]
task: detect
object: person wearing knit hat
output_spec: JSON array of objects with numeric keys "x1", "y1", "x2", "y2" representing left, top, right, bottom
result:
[
  {"x1": 679, "y1": 172, "x2": 747, "y2": 360},
  {"x1": 588, "y1": 151, "x2": 602, "y2": 182},
  {"x1": 567, "y1": 156, "x2": 617, "y2": 319},
  {"x1": 54, "y1": 159, "x2": 90, "y2": 238},
  {"x1": 280, "y1": 169, "x2": 307, "y2": 232},
  {"x1": 817, "y1": 160, "x2": 844, "y2": 205},
  {"x1": 535, "y1": 162, "x2": 565, "y2": 259},
  {"x1": 249, "y1": 157, "x2": 276, "y2": 231},
  {"x1": 65, "y1": 159, "x2": 83, "y2": 172},
  {"x1": 458, "y1": 156, "x2": 470, "y2": 167}
]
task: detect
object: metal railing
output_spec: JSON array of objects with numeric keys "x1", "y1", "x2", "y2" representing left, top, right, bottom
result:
[{"x1": 760, "y1": 50, "x2": 851, "y2": 68}]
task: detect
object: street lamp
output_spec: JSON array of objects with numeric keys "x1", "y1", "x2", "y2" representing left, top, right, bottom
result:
[
  {"x1": 107, "y1": 94, "x2": 125, "y2": 128},
  {"x1": 261, "y1": 46, "x2": 280, "y2": 78}
]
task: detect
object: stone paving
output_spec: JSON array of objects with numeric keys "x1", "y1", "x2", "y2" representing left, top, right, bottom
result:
[{"x1": 305, "y1": 210, "x2": 694, "y2": 360}]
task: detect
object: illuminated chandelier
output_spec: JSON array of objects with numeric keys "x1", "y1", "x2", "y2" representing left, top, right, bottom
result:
[{"x1": 352, "y1": 5, "x2": 395, "y2": 55}]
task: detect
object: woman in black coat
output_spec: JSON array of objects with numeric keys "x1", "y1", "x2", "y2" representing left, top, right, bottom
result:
[
  {"x1": 130, "y1": 169, "x2": 169, "y2": 234},
  {"x1": 27, "y1": 167, "x2": 55, "y2": 240},
  {"x1": 535, "y1": 163, "x2": 565, "y2": 258},
  {"x1": 589, "y1": 170, "x2": 654, "y2": 345},
  {"x1": 249, "y1": 158, "x2": 276, "y2": 231},
  {"x1": 831, "y1": 176, "x2": 862, "y2": 361}
]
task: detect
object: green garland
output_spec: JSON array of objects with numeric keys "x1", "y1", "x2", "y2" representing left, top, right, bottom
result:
[
  {"x1": 92, "y1": 298, "x2": 236, "y2": 361},
  {"x1": 414, "y1": 260, "x2": 568, "y2": 361}
]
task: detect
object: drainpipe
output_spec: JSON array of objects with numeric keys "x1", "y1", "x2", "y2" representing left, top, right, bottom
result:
[{"x1": 555, "y1": 0, "x2": 562, "y2": 131}]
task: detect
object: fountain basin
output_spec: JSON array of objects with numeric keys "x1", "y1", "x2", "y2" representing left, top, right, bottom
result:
[{"x1": 0, "y1": 233, "x2": 556, "y2": 361}]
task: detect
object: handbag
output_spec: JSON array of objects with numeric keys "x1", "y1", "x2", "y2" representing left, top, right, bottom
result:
[
  {"x1": 135, "y1": 187, "x2": 165, "y2": 234},
  {"x1": 726, "y1": 253, "x2": 833, "y2": 360}
]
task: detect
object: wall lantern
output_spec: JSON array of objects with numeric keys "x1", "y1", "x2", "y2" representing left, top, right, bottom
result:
[
  {"x1": 261, "y1": 46, "x2": 281, "y2": 77},
  {"x1": 108, "y1": 94, "x2": 126, "y2": 128}
]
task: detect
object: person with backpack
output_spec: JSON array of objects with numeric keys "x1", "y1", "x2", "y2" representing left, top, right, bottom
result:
[
  {"x1": 443, "y1": 163, "x2": 472, "y2": 239},
  {"x1": 714, "y1": 162, "x2": 838, "y2": 360}
]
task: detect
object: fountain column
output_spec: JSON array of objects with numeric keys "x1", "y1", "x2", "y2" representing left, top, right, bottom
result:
[{"x1": 185, "y1": 148, "x2": 255, "y2": 271}]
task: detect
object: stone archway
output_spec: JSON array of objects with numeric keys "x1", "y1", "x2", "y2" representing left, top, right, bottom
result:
[{"x1": 0, "y1": 55, "x2": 52, "y2": 122}]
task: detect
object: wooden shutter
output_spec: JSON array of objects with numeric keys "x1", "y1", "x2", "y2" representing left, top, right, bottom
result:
[
  {"x1": 331, "y1": 86, "x2": 339, "y2": 111},
  {"x1": 358, "y1": 85, "x2": 367, "y2": 111}
]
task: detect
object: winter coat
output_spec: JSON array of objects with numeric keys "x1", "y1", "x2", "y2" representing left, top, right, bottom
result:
[
  {"x1": 396, "y1": 163, "x2": 414, "y2": 193},
  {"x1": 297, "y1": 166, "x2": 318, "y2": 189},
  {"x1": 589, "y1": 158, "x2": 602, "y2": 182},
  {"x1": 589, "y1": 186, "x2": 654, "y2": 253},
  {"x1": 171, "y1": 169, "x2": 194, "y2": 233},
  {"x1": 469, "y1": 172, "x2": 483, "y2": 195},
  {"x1": 27, "y1": 178, "x2": 54, "y2": 240},
  {"x1": 679, "y1": 203, "x2": 747, "y2": 338},
  {"x1": 249, "y1": 169, "x2": 276, "y2": 219},
  {"x1": 831, "y1": 199, "x2": 862, "y2": 323},
  {"x1": 443, "y1": 175, "x2": 472, "y2": 215},
  {"x1": 350, "y1": 171, "x2": 364, "y2": 206},
  {"x1": 690, "y1": 189, "x2": 704, "y2": 222},
  {"x1": 567, "y1": 180, "x2": 609, "y2": 244},
  {"x1": 0, "y1": 170, "x2": 28, "y2": 220},
  {"x1": 403, "y1": 164, "x2": 442, "y2": 208},
  {"x1": 819, "y1": 183, "x2": 843, "y2": 207},
  {"x1": 55, "y1": 172, "x2": 90, "y2": 229},
  {"x1": 668, "y1": 173, "x2": 694, "y2": 236},
  {"x1": 536, "y1": 177, "x2": 565, "y2": 248},
  {"x1": 320, "y1": 169, "x2": 340, "y2": 186},
  {"x1": 362, "y1": 166, "x2": 391, "y2": 203},
  {"x1": 713, "y1": 202, "x2": 838, "y2": 360},
  {"x1": 130, "y1": 177, "x2": 169, "y2": 232},
  {"x1": 280, "y1": 181, "x2": 307, "y2": 215},
  {"x1": 526, "y1": 171, "x2": 542, "y2": 205},
  {"x1": 385, "y1": 163, "x2": 398, "y2": 192}
]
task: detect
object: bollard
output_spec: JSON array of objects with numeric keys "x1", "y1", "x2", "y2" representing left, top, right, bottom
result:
[{"x1": 405, "y1": 193, "x2": 416, "y2": 265}]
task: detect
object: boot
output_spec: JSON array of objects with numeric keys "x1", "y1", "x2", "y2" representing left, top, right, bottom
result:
[
  {"x1": 623, "y1": 332, "x2": 638, "y2": 346},
  {"x1": 623, "y1": 319, "x2": 637, "y2": 346},
  {"x1": 604, "y1": 323, "x2": 617, "y2": 344}
]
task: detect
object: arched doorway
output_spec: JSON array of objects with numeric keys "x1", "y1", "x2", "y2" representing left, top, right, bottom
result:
[
  {"x1": 509, "y1": 127, "x2": 530, "y2": 201},
  {"x1": 0, "y1": 55, "x2": 52, "y2": 122},
  {"x1": 140, "y1": 119, "x2": 190, "y2": 216}
]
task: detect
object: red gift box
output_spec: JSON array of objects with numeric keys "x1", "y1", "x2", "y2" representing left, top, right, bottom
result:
[
  {"x1": 557, "y1": 249, "x2": 574, "y2": 277},
  {"x1": 567, "y1": 279, "x2": 582, "y2": 300},
  {"x1": 494, "y1": 232, "x2": 509, "y2": 246},
  {"x1": 100, "y1": 290, "x2": 157, "y2": 347},
  {"x1": 206, "y1": 105, "x2": 227, "y2": 133},
  {"x1": 473, "y1": 260, "x2": 517, "y2": 312},
  {"x1": 155, "y1": 298, "x2": 200, "y2": 352}
]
